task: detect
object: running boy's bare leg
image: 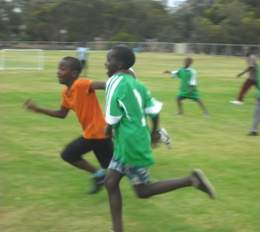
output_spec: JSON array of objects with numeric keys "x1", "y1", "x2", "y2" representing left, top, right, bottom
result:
[
  {"x1": 176, "y1": 98, "x2": 184, "y2": 115},
  {"x1": 237, "y1": 79, "x2": 255, "y2": 102},
  {"x1": 196, "y1": 99, "x2": 209, "y2": 115},
  {"x1": 105, "y1": 170, "x2": 124, "y2": 232},
  {"x1": 71, "y1": 159, "x2": 97, "y2": 173},
  {"x1": 60, "y1": 138, "x2": 98, "y2": 173},
  {"x1": 60, "y1": 137, "x2": 112, "y2": 194},
  {"x1": 134, "y1": 177, "x2": 191, "y2": 198},
  {"x1": 133, "y1": 169, "x2": 215, "y2": 199}
]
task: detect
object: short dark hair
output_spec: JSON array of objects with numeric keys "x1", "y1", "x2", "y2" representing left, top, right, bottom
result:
[
  {"x1": 112, "y1": 45, "x2": 135, "y2": 69},
  {"x1": 186, "y1": 57, "x2": 193, "y2": 63},
  {"x1": 62, "y1": 56, "x2": 82, "y2": 74}
]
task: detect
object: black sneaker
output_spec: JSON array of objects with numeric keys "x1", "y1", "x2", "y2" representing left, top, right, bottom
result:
[
  {"x1": 88, "y1": 174, "x2": 105, "y2": 194},
  {"x1": 248, "y1": 131, "x2": 258, "y2": 136},
  {"x1": 191, "y1": 169, "x2": 216, "y2": 199}
]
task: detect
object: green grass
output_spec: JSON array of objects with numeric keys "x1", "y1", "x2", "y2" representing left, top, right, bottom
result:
[{"x1": 1, "y1": 51, "x2": 260, "y2": 232}]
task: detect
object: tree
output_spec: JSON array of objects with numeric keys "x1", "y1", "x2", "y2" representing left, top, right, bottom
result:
[
  {"x1": 0, "y1": 0, "x2": 26, "y2": 40},
  {"x1": 171, "y1": 0, "x2": 260, "y2": 44},
  {"x1": 24, "y1": 0, "x2": 169, "y2": 41}
]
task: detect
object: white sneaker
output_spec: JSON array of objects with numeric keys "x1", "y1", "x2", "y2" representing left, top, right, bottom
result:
[
  {"x1": 158, "y1": 128, "x2": 172, "y2": 149},
  {"x1": 230, "y1": 100, "x2": 244, "y2": 105}
]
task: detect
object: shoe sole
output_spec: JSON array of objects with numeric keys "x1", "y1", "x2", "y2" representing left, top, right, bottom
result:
[
  {"x1": 230, "y1": 101, "x2": 243, "y2": 105},
  {"x1": 193, "y1": 169, "x2": 216, "y2": 199},
  {"x1": 88, "y1": 183, "x2": 103, "y2": 194},
  {"x1": 88, "y1": 175, "x2": 105, "y2": 194},
  {"x1": 248, "y1": 132, "x2": 258, "y2": 136}
]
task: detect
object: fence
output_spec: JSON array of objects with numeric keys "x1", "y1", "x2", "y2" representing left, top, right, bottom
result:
[{"x1": 1, "y1": 40, "x2": 260, "y2": 56}]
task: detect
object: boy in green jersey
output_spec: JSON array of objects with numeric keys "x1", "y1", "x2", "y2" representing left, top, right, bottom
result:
[
  {"x1": 248, "y1": 64, "x2": 260, "y2": 136},
  {"x1": 104, "y1": 45, "x2": 216, "y2": 232},
  {"x1": 164, "y1": 57, "x2": 208, "y2": 115}
]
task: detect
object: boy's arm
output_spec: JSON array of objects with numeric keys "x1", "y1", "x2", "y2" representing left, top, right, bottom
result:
[
  {"x1": 189, "y1": 85, "x2": 195, "y2": 92},
  {"x1": 189, "y1": 81, "x2": 196, "y2": 94},
  {"x1": 163, "y1": 70, "x2": 171, "y2": 74},
  {"x1": 144, "y1": 94, "x2": 163, "y2": 145},
  {"x1": 237, "y1": 67, "x2": 252, "y2": 77},
  {"x1": 150, "y1": 114, "x2": 160, "y2": 145},
  {"x1": 24, "y1": 99, "x2": 69, "y2": 118},
  {"x1": 163, "y1": 70, "x2": 178, "y2": 78},
  {"x1": 90, "y1": 81, "x2": 106, "y2": 90},
  {"x1": 104, "y1": 124, "x2": 113, "y2": 138},
  {"x1": 189, "y1": 69, "x2": 197, "y2": 93}
]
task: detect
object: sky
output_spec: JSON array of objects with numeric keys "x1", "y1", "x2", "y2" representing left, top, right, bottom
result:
[
  {"x1": 167, "y1": 0, "x2": 186, "y2": 7},
  {"x1": 3, "y1": 0, "x2": 186, "y2": 7}
]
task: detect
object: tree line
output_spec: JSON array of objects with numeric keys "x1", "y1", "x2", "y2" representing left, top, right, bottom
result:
[{"x1": 0, "y1": 0, "x2": 259, "y2": 44}]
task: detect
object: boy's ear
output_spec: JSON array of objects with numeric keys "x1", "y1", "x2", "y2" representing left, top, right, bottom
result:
[{"x1": 72, "y1": 70, "x2": 79, "y2": 78}]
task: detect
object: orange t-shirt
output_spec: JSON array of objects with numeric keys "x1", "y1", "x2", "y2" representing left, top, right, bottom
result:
[{"x1": 61, "y1": 78, "x2": 106, "y2": 139}]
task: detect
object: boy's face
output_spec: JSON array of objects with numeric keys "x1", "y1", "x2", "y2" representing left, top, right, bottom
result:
[
  {"x1": 57, "y1": 60, "x2": 76, "y2": 85},
  {"x1": 184, "y1": 58, "x2": 192, "y2": 67},
  {"x1": 105, "y1": 49, "x2": 122, "y2": 77}
]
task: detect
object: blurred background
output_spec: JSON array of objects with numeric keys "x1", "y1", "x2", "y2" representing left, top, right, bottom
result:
[
  {"x1": 0, "y1": 0, "x2": 260, "y2": 55},
  {"x1": 1, "y1": 1, "x2": 260, "y2": 232}
]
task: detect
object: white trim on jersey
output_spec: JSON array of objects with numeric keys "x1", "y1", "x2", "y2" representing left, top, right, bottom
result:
[
  {"x1": 106, "y1": 115, "x2": 122, "y2": 125},
  {"x1": 118, "y1": 100, "x2": 131, "y2": 120},
  {"x1": 145, "y1": 98, "x2": 163, "y2": 115},
  {"x1": 187, "y1": 68, "x2": 197, "y2": 86},
  {"x1": 105, "y1": 75, "x2": 123, "y2": 125},
  {"x1": 171, "y1": 70, "x2": 178, "y2": 77}
]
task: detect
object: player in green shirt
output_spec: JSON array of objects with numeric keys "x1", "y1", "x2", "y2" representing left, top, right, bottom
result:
[
  {"x1": 104, "y1": 45, "x2": 216, "y2": 232},
  {"x1": 164, "y1": 57, "x2": 208, "y2": 115}
]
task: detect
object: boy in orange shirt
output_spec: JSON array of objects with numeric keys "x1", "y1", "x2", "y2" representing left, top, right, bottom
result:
[{"x1": 24, "y1": 56, "x2": 113, "y2": 194}]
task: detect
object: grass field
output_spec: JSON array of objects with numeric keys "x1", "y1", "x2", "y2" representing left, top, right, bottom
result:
[{"x1": 1, "y1": 50, "x2": 260, "y2": 232}]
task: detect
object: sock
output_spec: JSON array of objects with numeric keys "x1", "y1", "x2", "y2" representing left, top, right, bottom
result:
[{"x1": 93, "y1": 169, "x2": 105, "y2": 178}]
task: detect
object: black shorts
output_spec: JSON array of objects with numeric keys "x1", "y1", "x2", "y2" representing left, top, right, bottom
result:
[
  {"x1": 177, "y1": 96, "x2": 200, "y2": 101},
  {"x1": 61, "y1": 136, "x2": 113, "y2": 168}
]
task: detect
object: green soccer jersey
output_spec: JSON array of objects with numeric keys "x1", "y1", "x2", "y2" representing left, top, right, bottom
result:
[
  {"x1": 105, "y1": 72, "x2": 162, "y2": 166},
  {"x1": 172, "y1": 67, "x2": 199, "y2": 99}
]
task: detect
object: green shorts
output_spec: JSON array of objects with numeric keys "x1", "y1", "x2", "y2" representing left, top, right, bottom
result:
[
  {"x1": 177, "y1": 86, "x2": 200, "y2": 100},
  {"x1": 177, "y1": 90, "x2": 200, "y2": 100}
]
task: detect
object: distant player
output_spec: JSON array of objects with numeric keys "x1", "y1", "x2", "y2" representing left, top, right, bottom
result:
[
  {"x1": 248, "y1": 63, "x2": 260, "y2": 136},
  {"x1": 104, "y1": 45, "x2": 216, "y2": 232},
  {"x1": 230, "y1": 53, "x2": 258, "y2": 105},
  {"x1": 163, "y1": 57, "x2": 208, "y2": 115},
  {"x1": 24, "y1": 56, "x2": 113, "y2": 194},
  {"x1": 76, "y1": 43, "x2": 89, "y2": 73}
]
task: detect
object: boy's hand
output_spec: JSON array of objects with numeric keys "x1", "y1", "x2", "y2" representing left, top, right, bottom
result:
[
  {"x1": 151, "y1": 130, "x2": 160, "y2": 147},
  {"x1": 24, "y1": 99, "x2": 38, "y2": 112},
  {"x1": 105, "y1": 125, "x2": 113, "y2": 138},
  {"x1": 163, "y1": 70, "x2": 171, "y2": 74},
  {"x1": 189, "y1": 86, "x2": 195, "y2": 95}
]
